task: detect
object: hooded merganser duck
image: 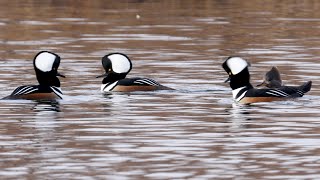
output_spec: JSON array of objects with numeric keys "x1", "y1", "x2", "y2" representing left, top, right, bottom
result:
[
  {"x1": 257, "y1": 66, "x2": 282, "y2": 88},
  {"x1": 3, "y1": 51, "x2": 65, "y2": 100},
  {"x1": 222, "y1": 57, "x2": 312, "y2": 104},
  {"x1": 96, "y1": 53, "x2": 172, "y2": 92}
]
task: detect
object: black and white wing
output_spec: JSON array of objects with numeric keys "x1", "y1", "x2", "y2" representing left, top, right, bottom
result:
[
  {"x1": 9, "y1": 85, "x2": 63, "y2": 99},
  {"x1": 117, "y1": 77, "x2": 162, "y2": 87},
  {"x1": 264, "y1": 81, "x2": 312, "y2": 97},
  {"x1": 265, "y1": 89, "x2": 291, "y2": 97},
  {"x1": 248, "y1": 86, "x2": 307, "y2": 98},
  {"x1": 133, "y1": 78, "x2": 162, "y2": 86},
  {"x1": 10, "y1": 85, "x2": 39, "y2": 96}
]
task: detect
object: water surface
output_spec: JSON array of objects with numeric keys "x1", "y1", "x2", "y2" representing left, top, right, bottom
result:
[{"x1": 0, "y1": 1, "x2": 320, "y2": 179}]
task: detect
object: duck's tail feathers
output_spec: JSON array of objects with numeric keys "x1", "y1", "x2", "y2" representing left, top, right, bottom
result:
[{"x1": 300, "y1": 81, "x2": 312, "y2": 93}]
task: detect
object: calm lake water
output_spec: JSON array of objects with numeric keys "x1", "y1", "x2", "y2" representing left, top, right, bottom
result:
[{"x1": 1, "y1": 0, "x2": 320, "y2": 179}]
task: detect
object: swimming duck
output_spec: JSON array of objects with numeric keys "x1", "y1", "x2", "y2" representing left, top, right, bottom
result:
[
  {"x1": 97, "y1": 53, "x2": 173, "y2": 92},
  {"x1": 222, "y1": 56, "x2": 312, "y2": 104},
  {"x1": 3, "y1": 51, "x2": 65, "y2": 100}
]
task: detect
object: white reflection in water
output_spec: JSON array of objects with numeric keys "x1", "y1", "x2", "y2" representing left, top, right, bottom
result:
[
  {"x1": 81, "y1": 33, "x2": 191, "y2": 41},
  {"x1": 241, "y1": 48, "x2": 291, "y2": 55},
  {"x1": 19, "y1": 20, "x2": 57, "y2": 25},
  {"x1": 275, "y1": 18, "x2": 320, "y2": 22},
  {"x1": 195, "y1": 17, "x2": 230, "y2": 24}
]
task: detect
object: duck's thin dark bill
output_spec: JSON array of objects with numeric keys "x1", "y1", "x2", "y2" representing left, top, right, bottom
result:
[
  {"x1": 256, "y1": 81, "x2": 265, "y2": 87},
  {"x1": 224, "y1": 77, "x2": 230, "y2": 83},
  {"x1": 57, "y1": 72, "x2": 66, "y2": 78},
  {"x1": 96, "y1": 73, "x2": 108, "y2": 78}
]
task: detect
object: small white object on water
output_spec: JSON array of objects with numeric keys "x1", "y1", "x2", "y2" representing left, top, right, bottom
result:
[{"x1": 136, "y1": 14, "x2": 141, "y2": 19}]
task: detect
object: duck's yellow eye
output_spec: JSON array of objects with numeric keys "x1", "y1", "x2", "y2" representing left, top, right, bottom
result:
[{"x1": 108, "y1": 68, "x2": 112, "y2": 72}]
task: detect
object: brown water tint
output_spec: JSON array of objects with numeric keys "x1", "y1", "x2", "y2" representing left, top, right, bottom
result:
[{"x1": 0, "y1": 0, "x2": 320, "y2": 179}]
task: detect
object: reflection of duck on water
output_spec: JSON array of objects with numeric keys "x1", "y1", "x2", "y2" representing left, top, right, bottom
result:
[
  {"x1": 228, "y1": 103, "x2": 252, "y2": 129},
  {"x1": 257, "y1": 66, "x2": 282, "y2": 88},
  {"x1": 32, "y1": 100, "x2": 61, "y2": 112}
]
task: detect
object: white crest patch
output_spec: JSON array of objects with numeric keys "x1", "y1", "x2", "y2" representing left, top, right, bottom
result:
[
  {"x1": 35, "y1": 52, "x2": 56, "y2": 72},
  {"x1": 108, "y1": 54, "x2": 131, "y2": 73},
  {"x1": 227, "y1": 57, "x2": 249, "y2": 75}
]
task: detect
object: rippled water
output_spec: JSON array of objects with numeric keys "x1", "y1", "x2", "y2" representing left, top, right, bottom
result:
[{"x1": 1, "y1": 1, "x2": 320, "y2": 179}]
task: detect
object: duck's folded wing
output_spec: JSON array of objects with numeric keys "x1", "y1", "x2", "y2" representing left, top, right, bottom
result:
[
  {"x1": 133, "y1": 78, "x2": 162, "y2": 86},
  {"x1": 10, "y1": 85, "x2": 39, "y2": 96},
  {"x1": 118, "y1": 78, "x2": 162, "y2": 86},
  {"x1": 248, "y1": 87, "x2": 305, "y2": 98}
]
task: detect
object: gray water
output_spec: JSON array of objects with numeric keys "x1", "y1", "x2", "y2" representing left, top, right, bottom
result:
[{"x1": 0, "y1": 1, "x2": 320, "y2": 179}]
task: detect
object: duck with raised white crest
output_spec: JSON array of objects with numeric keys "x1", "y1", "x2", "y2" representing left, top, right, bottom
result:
[
  {"x1": 222, "y1": 56, "x2": 312, "y2": 104},
  {"x1": 3, "y1": 51, "x2": 65, "y2": 100},
  {"x1": 96, "y1": 53, "x2": 173, "y2": 92}
]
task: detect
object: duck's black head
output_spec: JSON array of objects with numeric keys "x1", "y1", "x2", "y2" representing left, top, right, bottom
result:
[
  {"x1": 96, "y1": 53, "x2": 133, "y2": 84},
  {"x1": 222, "y1": 56, "x2": 252, "y2": 90},
  {"x1": 33, "y1": 51, "x2": 65, "y2": 87}
]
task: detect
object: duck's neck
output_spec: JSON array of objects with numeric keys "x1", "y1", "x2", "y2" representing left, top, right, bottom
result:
[
  {"x1": 102, "y1": 73, "x2": 127, "y2": 84},
  {"x1": 36, "y1": 72, "x2": 60, "y2": 87},
  {"x1": 229, "y1": 68, "x2": 253, "y2": 90}
]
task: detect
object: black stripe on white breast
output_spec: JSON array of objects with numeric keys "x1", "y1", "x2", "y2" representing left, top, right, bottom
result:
[
  {"x1": 50, "y1": 86, "x2": 63, "y2": 99},
  {"x1": 133, "y1": 78, "x2": 161, "y2": 86},
  {"x1": 265, "y1": 89, "x2": 290, "y2": 97},
  {"x1": 11, "y1": 86, "x2": 39, "y2": 96}
]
